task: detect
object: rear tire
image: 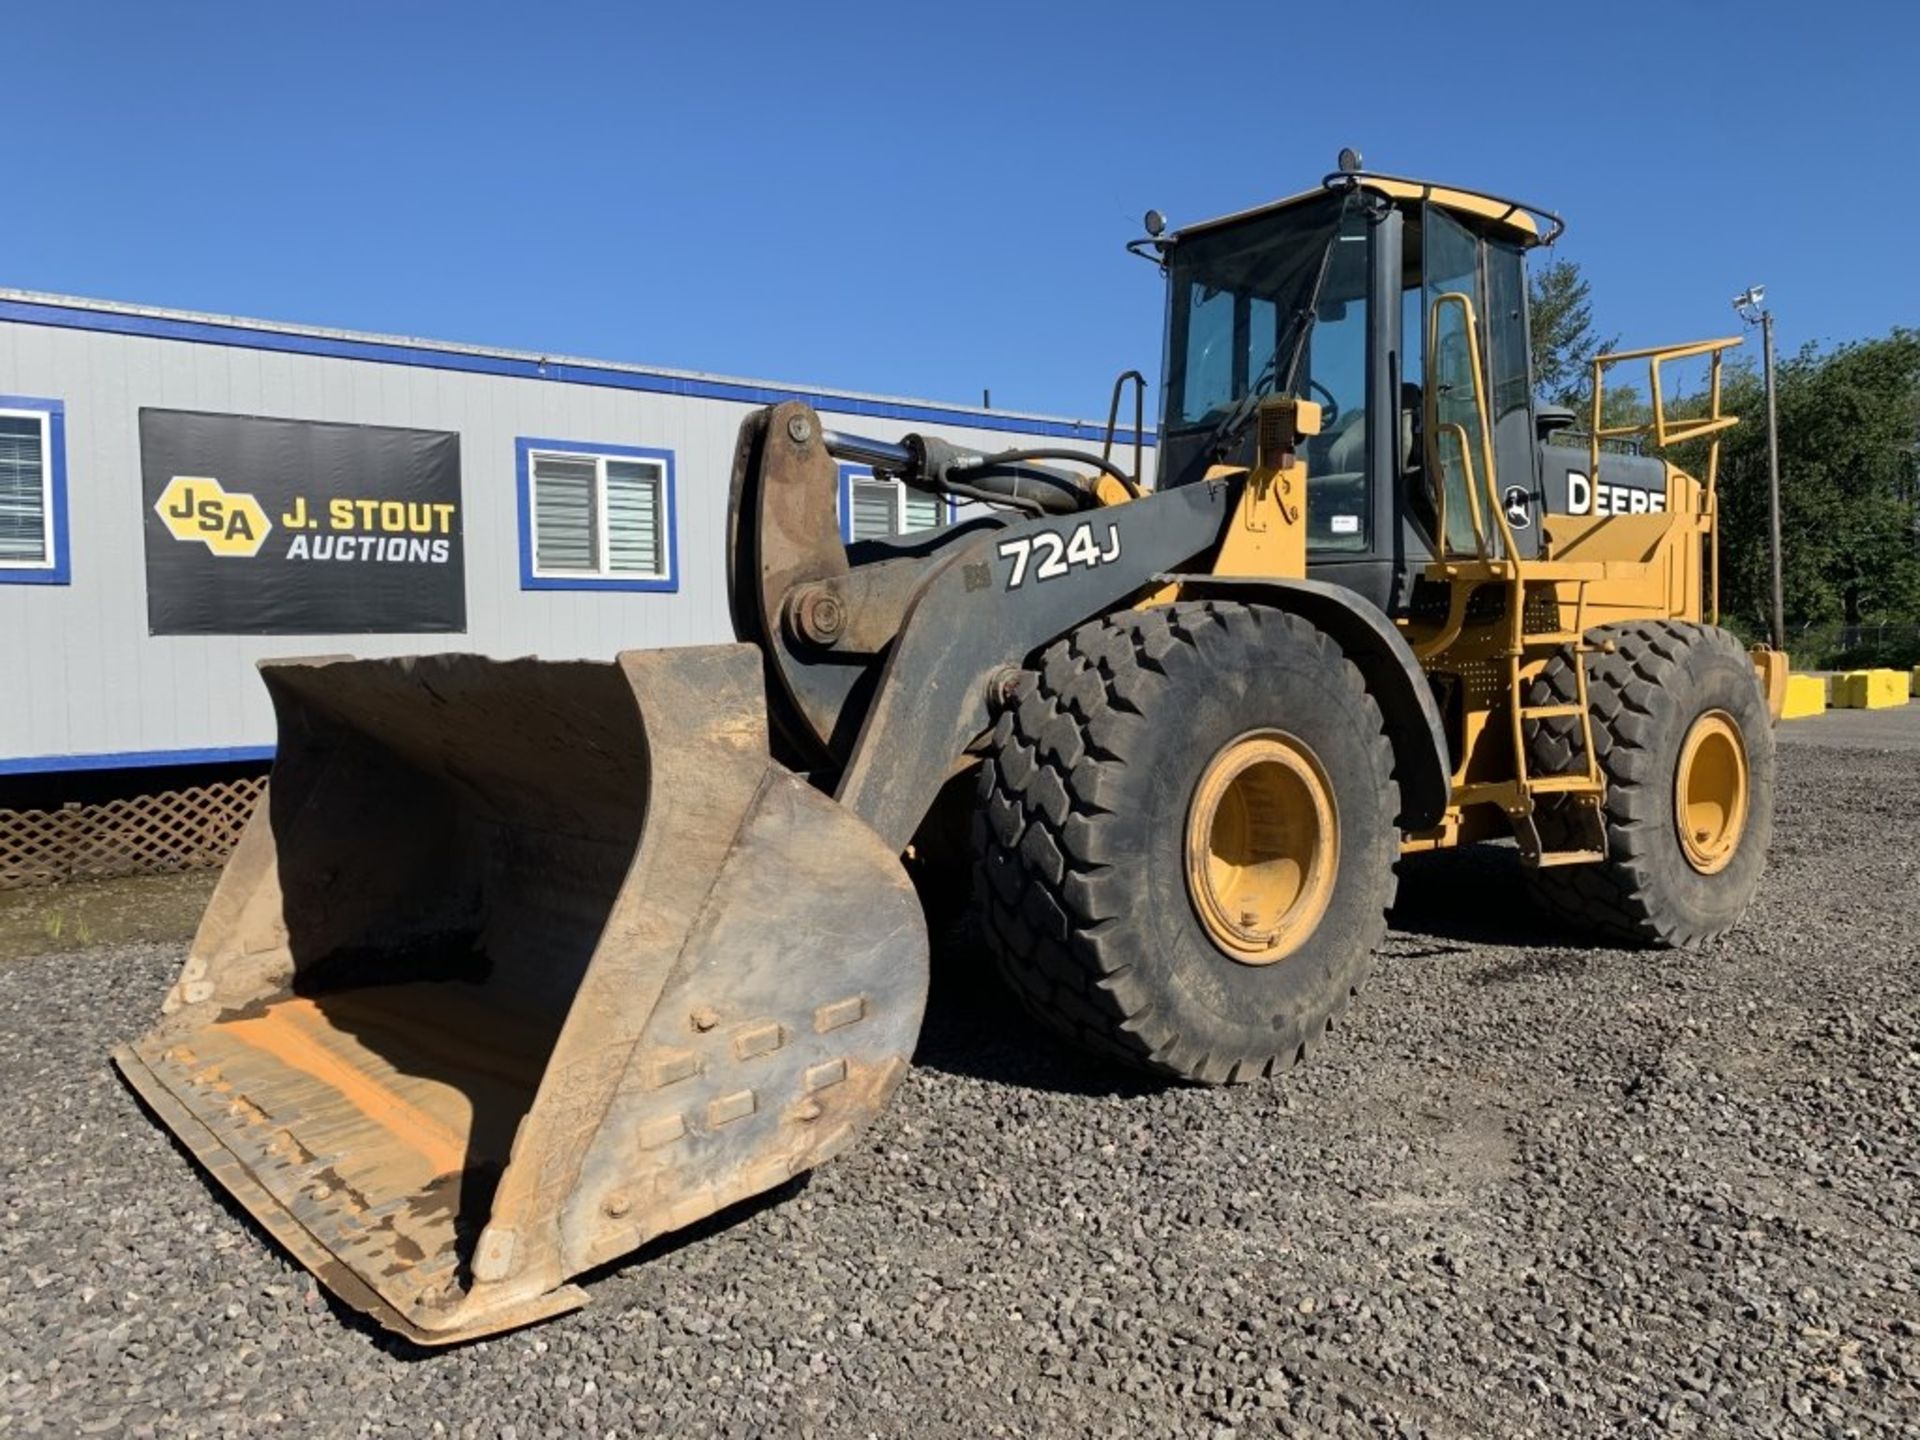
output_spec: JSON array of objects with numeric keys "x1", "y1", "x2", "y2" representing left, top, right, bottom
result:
[
  {"x1": 971, "y1": 601, "x2": 1401, "y2": 1084},
  {"x1": 1527, "y1": 620, "x2": 1774, "y2": 947}
]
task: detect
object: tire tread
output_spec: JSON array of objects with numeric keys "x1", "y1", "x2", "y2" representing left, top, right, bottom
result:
[
  {"x1": 1527, "y1": 621, "x2": 1768, "y2": 948},
  {"x1": 972, "y1": 600, "x2": 1398, "y2": 1079}
]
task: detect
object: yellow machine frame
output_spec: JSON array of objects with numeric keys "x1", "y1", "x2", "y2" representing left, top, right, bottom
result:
[{"x1": 1154, "y1": 310, "x2": 1753, "y2": 865}]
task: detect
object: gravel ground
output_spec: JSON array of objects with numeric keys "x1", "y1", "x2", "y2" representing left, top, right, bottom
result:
[{"x1": 2, "y1": 735, "x2": 1917, "y2": 1438}]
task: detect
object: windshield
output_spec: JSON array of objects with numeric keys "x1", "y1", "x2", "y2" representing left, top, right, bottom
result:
[{"x1": 1161, "y1": 192, "x2": 1349, "y2": 442}]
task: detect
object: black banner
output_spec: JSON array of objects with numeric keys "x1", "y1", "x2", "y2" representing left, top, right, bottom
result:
[{"x1": 142, "y1": 409, "x2": 465, "y2": 635}]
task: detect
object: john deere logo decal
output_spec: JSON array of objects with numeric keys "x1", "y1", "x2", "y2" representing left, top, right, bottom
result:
[
  {"x1": 153, "y1": 475, "x2": 273, "y2": 558},
  {"x1": 1502, "y1": 484, "x2": 1532, "y2": 531}
]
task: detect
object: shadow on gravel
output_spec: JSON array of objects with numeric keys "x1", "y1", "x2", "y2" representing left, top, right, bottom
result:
[
  {"x1": 908, "y1": 840, "x2": 1613, "y2": 1094},
  {"x1": 0, "y1": 871, "x2": 215, "y2": 964},
  {"x1": 1390, "y1": 843, "x2": 1588, "y2": 951},
  {"x1": 910, "y1": 915, "x2": 1170, "y2": 1100}
]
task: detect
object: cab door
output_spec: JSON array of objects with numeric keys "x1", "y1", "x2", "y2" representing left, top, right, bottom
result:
[
  {"x1": 1482, "y1": 237, "x2": 1542, "y2": 548},
  {"x1": 1298, "y1": 194, "x2": 1409, "y2": 615},
  {"x1": 1419, "y1": 207, "x2": 1542, "y2": 560}
]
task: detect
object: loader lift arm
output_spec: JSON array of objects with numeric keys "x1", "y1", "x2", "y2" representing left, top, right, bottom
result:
[{"x1": 727, "y1": 400, "x2": 1450, "y2": 848}]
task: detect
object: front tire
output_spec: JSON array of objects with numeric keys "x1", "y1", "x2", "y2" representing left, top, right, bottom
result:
[
  {"x1": 971, "y1": 601, "x2": 1401, "y2": 1084},
  {"x1": 1527, "y1": 621, "x2": 1774, "y2": 947}
]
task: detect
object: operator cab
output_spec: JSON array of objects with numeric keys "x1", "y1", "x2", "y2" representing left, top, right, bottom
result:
[{"x1": 1151, "y1": 168, "x2": 1558, "y2": 617}]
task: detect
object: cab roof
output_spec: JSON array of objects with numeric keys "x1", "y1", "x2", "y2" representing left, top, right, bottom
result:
[{"x1": 1171, "y1": 172, "x2": 1563, "y2": 248}]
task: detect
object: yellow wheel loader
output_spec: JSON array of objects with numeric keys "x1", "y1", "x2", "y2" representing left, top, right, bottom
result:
[{"x1": 117, "y1": 159, "x2": 1780, "y2": 1344}]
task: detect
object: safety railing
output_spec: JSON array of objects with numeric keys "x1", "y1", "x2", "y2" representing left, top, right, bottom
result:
[
  {"x1": 1587, "y1": 335, "x2": 1741, "y2": 622},
  {"x1": 1587, "y1": 336, "x2": 1742, "y2": 503}
]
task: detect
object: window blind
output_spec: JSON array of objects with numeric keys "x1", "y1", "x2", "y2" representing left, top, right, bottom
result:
[
  {"x1": 850, "y1": 479, "x2": 898, "y2": 541},
  {"x1": 0, "y1": 415, "x2": 47, "y2": 564},
  {"x1": 532, "y1": 454, "x2": 598, "y2": 572},
  {"x1": 605, "y1": 460, "x2": 663, "y2": 576}
]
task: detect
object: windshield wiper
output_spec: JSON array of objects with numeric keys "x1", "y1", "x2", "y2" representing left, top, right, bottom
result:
[
  {"x1": 1192, "y1": 229, "x2": 1343, "y2": 466},
  {"x1": 1197, "y1": 312, "x2": 1309, "y2": 464}
]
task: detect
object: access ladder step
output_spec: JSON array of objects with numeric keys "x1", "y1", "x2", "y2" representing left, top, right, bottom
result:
[
  {"x1": 1528, "y1": 773, "x2": 1605, "y2": 795},
  {"x1": 1532, "y1": 848, "x2": 1608, "y2": 868},
  {"x1": 1521, "y1": 630, "x2": 1588, "y2": 646},
  {"x1": 1520, "y1": 703, "x2": 1587, "y2": 720}
]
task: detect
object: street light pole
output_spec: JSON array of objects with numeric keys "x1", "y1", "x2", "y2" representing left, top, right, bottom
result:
[
  {"x1": 1759, "y1": 310, "x2": 1785, "y2": 652},
  {"x1": 1735, "y1": 286, "x2": 1786, "y2": 652}
]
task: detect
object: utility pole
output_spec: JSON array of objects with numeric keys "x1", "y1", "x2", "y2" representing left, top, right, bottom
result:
[{"x1": 1735, "y1": 286, "x2": 1786, "y2": 651}]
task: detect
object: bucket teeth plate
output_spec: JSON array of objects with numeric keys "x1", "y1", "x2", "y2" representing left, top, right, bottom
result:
[{"x1": 114, "y1": 643, "x2": 929, "y2": 1344}]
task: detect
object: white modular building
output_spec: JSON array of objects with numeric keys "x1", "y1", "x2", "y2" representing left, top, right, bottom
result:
[{"x1": 0, "y1": 289, "x2": 1154, "y2": 779}]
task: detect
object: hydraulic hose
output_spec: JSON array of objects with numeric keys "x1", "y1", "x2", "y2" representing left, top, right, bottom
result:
[{"x1": 823, "y1": 428, "x2": 1125, "y2": 516}]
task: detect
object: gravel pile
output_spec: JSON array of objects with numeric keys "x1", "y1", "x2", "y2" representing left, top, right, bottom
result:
[{"x1": 2, "y1": 738, "x2": 1916, "y2": 1438}]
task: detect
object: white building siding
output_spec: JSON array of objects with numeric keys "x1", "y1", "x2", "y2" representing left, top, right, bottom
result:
[{"x1": 0, "y1": 292, "x2": 1155, "y2": 770}]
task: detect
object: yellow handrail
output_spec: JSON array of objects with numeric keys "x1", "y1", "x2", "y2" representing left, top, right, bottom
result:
[
  {"x1": 1587, "y1": 334, "x2": 1742, "y2": 626},
  {"x1": 1425, "y1": 291, "x2": 1518, "y2": 562},
  {"x1": 1587, "y1": 335, "x2": 1742, "y2": 497}
]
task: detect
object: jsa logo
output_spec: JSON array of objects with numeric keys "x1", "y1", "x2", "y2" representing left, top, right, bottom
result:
[
  {"x1": 153, "y1": 476, "x2": 273, "y2": 557},
  {"x1": 998, "y1": 520, "x2": 1122, "y2": 588}
]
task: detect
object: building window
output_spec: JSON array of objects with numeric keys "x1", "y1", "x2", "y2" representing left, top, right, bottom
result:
[
  {"x1": 516, "y1": 437, "x2": 676, "y2": 592},
  {"x1": 0, "y1": 397, "x2": 68, "y2": 585},
  {"x1": 838, "y1": 466, "x2": 950, "y2": 541}
]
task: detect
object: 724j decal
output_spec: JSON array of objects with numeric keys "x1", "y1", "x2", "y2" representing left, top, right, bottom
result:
[{"x1": 997, "y1": 521, "x2": 1122, "y2": 588}]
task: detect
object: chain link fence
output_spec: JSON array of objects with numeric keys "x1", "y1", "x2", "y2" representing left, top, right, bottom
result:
[{"x1": 1780, "y1": 621, "x2": 1920, "y2": 671}]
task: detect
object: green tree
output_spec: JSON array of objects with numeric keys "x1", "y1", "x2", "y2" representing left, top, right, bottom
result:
[
  {"x1": 1597, "y1": 380, "x2": 1651, "y2": 435},
  {"x1": 1708, "y1": 330, "x2": 1920, "y2": 632},
  {"x1": 1529, "y1": 256, "x2": 1617, "y2": 408}
]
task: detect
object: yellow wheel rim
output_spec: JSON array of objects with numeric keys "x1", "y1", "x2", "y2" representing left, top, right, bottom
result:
[
  {"x1": 1184, "y1": 730, "x2": 1338, "y2": 966},
  {"x1": 1674, "y1": 709, "x2": 1750, "y2": 875}
]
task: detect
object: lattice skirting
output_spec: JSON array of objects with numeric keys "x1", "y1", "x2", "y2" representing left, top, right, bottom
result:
[{"x1": 0, "y1": 777, "x2": 267, "y2": 889}]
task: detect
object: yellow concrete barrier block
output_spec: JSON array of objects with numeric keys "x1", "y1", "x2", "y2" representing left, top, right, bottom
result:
[
  {"x1": 1833, "y1": 669, "x2": 1908, "y2": 709},
  {"x1": 1781, "y1": 674, "x2": 1827, "y2": 719}
]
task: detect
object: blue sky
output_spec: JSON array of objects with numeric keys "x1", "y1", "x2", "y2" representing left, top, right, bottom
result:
[{"x1": 5, "y1": 1, "x2": 1912, "y2": 420}]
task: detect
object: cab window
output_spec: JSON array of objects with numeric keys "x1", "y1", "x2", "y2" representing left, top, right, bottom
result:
[
  {"x1": 1178, "y1": 282, "x2": 1238, "y2": 425},
  {"x1": 1483, "y1": 239, "x2": 1536, "y2": 517},
  {"x1": 1423, "y1": 206, "x2": 1495, "y2": 557},
  {"x1": 1299, "y1": 209, "x2": 1371, "y2": 551}
]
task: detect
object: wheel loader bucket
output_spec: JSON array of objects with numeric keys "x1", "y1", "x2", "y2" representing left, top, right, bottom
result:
[{"x1": 113, "y1": 645, "x2": 928, "y2": 1345}]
